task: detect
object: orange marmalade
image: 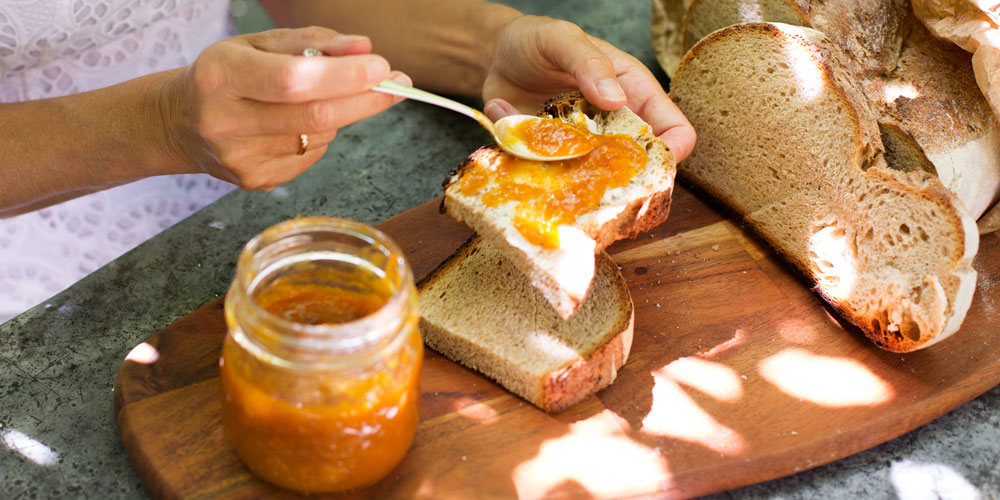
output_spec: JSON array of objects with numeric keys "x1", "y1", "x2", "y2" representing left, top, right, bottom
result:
[
  {"x1": 506, "y1": 116, "x2": 599, "y2": 157},
  {"x1": 221, "y1": 217, "x2": 422, "y2": 493},
  {"x1": 461, "y1": 118, "x2": 648, "y2": 249}
]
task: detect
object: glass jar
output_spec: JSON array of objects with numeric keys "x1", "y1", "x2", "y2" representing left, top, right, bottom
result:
[{"x1": 219, "y1": 217, "x2": 422, "y2": 493}]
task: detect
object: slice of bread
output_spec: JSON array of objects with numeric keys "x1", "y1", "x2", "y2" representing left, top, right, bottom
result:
[
  {"x1": 442, "y1": 93, "x2": 675, "y2": 319},
  {"x1": 670, "y1": 22, "x2": 978, "y2": 352},
  {"x1": 652, "y1": 0, "x2": 1000, "y2": 219},
  {"x1": 418, "y1": 235, "x2": 634, "y2": 413}
]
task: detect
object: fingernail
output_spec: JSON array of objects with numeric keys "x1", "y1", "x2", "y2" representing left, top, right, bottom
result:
[
  {"x1": 484, "y1": 102, "x2": 503, "y2": 120},
  {"x1": 597, "y1": 77, "x2": 626, "y2": 102},
  {"x1": 390, "y1": 72, "x2": 411, "y2": 86},
  {"x1": 366, "y1": 58, "x2": 390, "y2": 83},
  {"x1": 334, "y1": 34, "x2": 368, "y2": 44}
]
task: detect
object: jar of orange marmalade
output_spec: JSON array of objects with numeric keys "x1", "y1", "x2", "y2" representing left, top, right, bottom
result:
[{"x1": 220, "y1": 217, "x2": 422, "y2": 493}]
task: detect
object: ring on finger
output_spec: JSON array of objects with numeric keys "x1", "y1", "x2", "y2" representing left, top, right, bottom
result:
[{"x1": 297, "y1": 133, "x2": 309, "y2": 155}]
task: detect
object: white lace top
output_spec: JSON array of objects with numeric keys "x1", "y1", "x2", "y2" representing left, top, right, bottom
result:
[{"x1": 0, "y1": 0, "x2": 238, "y2": 323}]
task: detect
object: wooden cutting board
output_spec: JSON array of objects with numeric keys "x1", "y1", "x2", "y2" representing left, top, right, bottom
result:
[{"x1": 114, "y1": 185, "x2": 1000, "y2": 499}]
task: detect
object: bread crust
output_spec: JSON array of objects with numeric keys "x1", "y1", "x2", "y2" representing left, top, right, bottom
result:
[
  {"x1": 671, "y1": 22, "x2": 978, "y2": 352},
  {"x1": 656, "y1": 0, "x2": 1000, "y2": 219},
  {"x1": 417, "y1": 235, "x2": 634, "y2": 413}
]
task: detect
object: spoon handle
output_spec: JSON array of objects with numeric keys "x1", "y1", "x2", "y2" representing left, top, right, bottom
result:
[{"x1": 373, "y1": 79, "x2": 495, "y2": 133}]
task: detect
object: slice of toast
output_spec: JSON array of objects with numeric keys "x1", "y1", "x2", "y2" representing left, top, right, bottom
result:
[
  {"x1": 442, "y1": 93, "x2": 675, "y2": 319},
  {"x1": 418, "y1": 235, "x2": 634, "y2": 413},
  {"x1": 670, "y1": 22, "x2": 978, "y2": 352}
]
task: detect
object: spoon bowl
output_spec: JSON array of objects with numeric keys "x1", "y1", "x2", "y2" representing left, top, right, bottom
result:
[{"x1": 372, "y1": 79, "x2": 594, "y2": 161}]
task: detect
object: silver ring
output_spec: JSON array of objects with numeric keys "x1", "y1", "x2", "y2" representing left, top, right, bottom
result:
[{"x1": 297, "y1": 134, "x2": 309, "y2": 155}]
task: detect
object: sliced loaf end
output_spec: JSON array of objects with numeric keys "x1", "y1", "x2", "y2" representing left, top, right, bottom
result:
[
  {"x1": 418, "y1": 235, "x2": 634, "y2": 413},
  {"x1": 670, "y1": 22, "x2": 978, "y2": 351}
]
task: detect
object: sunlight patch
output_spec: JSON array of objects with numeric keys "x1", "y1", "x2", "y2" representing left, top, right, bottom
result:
[
  {"x1": 125, "y1": 342, "x2": 160, "y2": 365},
  {"x1": 661, "y1": 357, "x2": 743, "y2": 402},
  {"x1": 808, "y1": 222, "x2": 857, "y2": 302},
  {"x1": 737, "y1": 0, "x2": 764, "y2": 21},
  {"x1": 513, "y1": 411, "x2": 670, "y2": 499},
  {"x1": 883, "y1": 81, "x2": 920, "y2": 104},
  {"x1": 759, "y1": 348, "x2": 893, "y2": 407},
  {"x1": 641, "y1": 364, "x2": 747, "y2": 456},
  {"x1": 890, "y1": 459, "x2": 981, "y2": 500},
  {"x1": 2, "y1": 429, "x2": 59, "y2": 466},
  {"x1": 782, "y1": 25, "x2": 825, "y2": 101}
]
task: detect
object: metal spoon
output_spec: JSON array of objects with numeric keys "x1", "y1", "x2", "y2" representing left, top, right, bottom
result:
[
  {"x1": 302, "y1": 48, "x2": 592, "y2": 161},
  {"x1": 372, "y1": 79, "x2": 597, "y2": 161}
]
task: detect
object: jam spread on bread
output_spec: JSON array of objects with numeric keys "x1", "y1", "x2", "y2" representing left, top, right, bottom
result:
[{"x1": 460, "y1": 121, "x2": 648, "y2": 249}]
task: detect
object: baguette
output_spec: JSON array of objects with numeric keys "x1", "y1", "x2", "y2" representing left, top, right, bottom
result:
[
  {"x1": 670, "y1": 22, "x2": 978, "y2": 351},
  {"x1": 442, "y1": 92, "x2": 675, "y2": 319},
  {"x1": 418, "y1": 235, "x2": 634, "y2": 413}
]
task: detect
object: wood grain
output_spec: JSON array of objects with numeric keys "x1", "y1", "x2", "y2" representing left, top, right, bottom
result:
[{"x1": 114, "y1": 185, "x2": 1000, "y2": 499}]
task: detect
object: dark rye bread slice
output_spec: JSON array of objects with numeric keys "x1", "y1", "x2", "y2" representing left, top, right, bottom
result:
[
  {"x1": 418, "y1": 235, "x2": 634, "y2": 413},
  {"x1": 442, "y1": 92, "x2": 675, "y2": 320},
  {"x1": 670, "y1": 22, "x2": 978, "y2": 352},
  {"x1": 652, "y1": 0, "x2": 1000, "y2": 219}
]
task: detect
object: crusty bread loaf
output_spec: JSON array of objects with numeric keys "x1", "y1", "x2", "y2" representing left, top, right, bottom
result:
[
  {"x1": 442, "y1": 92, "x2": 675, "y2": 319},
  {"x1": 650, "y1": 0, "x2": 691, "y2": 79},
  {"x1": 680, "y1": 0, "x2": 808, "y2": 56},
  {"x1": 657, "y1": 0, "x2": 909, "y2": 76},
  {"x1": 418, "y1": 235, "x2": 634, "y2": 413},
  {"x1": 879, "y1": 22, "x2": 1000, "y2": 218},
  {"x1": 652, "y1": 0, "x2": 1000, "y2": 218},
  {"x1": 670, "y1": 22, "x2": 978, "y2": 351}
]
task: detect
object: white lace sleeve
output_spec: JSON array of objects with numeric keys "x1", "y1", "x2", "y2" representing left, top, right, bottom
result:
[{"x1": 0, "y1": 0, "x2": 239, "y2": 323}]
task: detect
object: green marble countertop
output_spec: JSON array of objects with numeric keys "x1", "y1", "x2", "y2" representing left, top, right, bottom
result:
[{"x1": 2, "y1": 1, "x2": 998, "y2": 498}]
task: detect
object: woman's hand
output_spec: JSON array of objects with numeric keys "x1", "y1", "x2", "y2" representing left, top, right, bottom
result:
[
  {"x1": 480, "y1": 16, "x2": 696, "y2": 163},
  {"x1": 160, "y1": 26, "x2": 410, "y2": 190}
]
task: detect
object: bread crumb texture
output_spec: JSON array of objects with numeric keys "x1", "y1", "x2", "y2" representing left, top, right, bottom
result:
[
  {"x1": 671, "y1": 23, "x2": 978, "y2": 352},
  {"x1": 418, "y1": 236, "x2": 634, "y2": 412}
]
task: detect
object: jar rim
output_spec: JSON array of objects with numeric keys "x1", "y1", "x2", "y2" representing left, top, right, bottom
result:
[{"x1": 231, "y1": 216, "x2": 415, "y2": 356}]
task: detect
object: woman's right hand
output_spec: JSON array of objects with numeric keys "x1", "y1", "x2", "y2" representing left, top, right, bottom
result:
[{"x1": 159, "y1": 26, "x2": 410, "y2": 190}]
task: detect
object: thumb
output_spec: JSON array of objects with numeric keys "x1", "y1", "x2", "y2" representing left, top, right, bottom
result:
[
  {"x1": 542, "y1": 23, "x2": 627, "y2": 110},
  {"x1": 484, "y1": 98, "x2": 522, "y2": 121}
]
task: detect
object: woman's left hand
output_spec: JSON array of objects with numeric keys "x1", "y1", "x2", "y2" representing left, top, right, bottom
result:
[{"x1": 481, "y1": 15, "x2": 696, "y2": 163}]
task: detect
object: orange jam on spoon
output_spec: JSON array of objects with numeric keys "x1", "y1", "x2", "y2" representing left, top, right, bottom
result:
[{"x1": 504, "y1": 116, "x2": 600, "y2": 158}]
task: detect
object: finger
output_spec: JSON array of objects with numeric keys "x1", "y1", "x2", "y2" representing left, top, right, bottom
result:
[
  {"x1": 244, "y1": 73, "x2": 410, "y2": 134},
  {"x1": 241, "y1": 144, "x2": 331, "y2": 191},
  {"x1": 660, "y1": 119, "x2": 698, "y2": 164},
  {"x1": 285, "y1": 130, "x2": 337, "y2": 157},
  {"x1": 539, "y1": 22, "x2": 627, "y2": 109},
  {"x1": 383, "y1": 70, "x2": 412, "y2": 100},
  {"x1": 484, "y1": 98, "x2": 522, "y2": 121},
  {"x1": 244, "y1": 27, "x2": 372, "y2": 57},
  {"x1": 217, "y1": 43, "x2": 390, "y2": 103},
  {"x1": 613, "y1": 64, "x2": 696, "y2": 161},
  {"x1": 639, "y1": 93, "x2": 696, "y2": 163}
]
